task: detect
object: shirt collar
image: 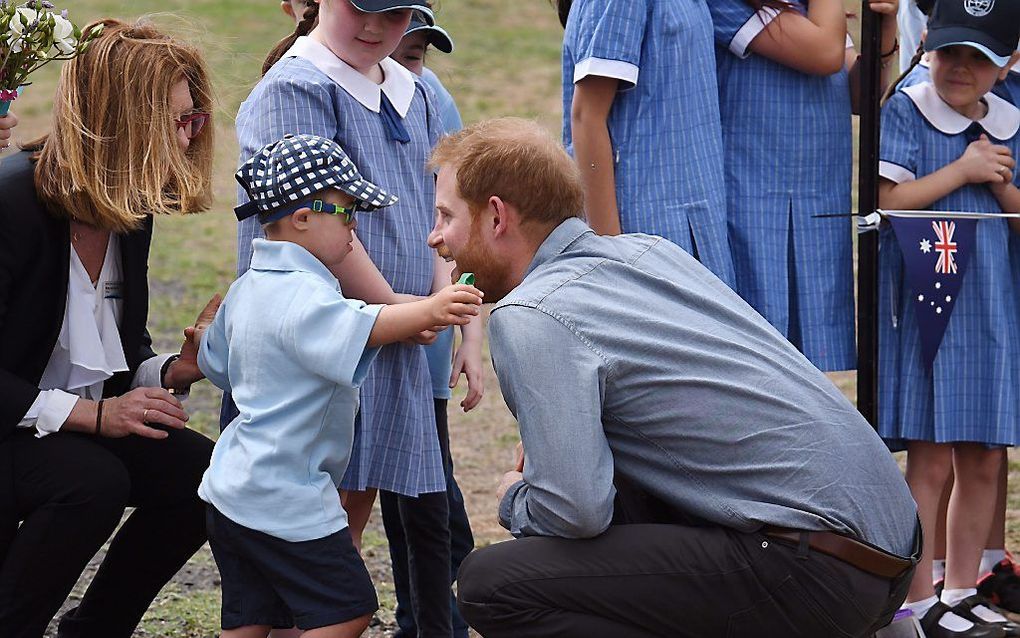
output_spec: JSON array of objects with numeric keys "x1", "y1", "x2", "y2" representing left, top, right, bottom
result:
[
  {"x1": 285, "y1": 36, "x2": 416, "y2": 117},
  {"x1": 524, "y1": 217, "x2": 592, "y2": 278},
  {"x1": 903, "y1": 81, "x2": 1020, "y2": 140},
  {"x1": 250, "y1": 238, "x2": 339, "y2": 289}
]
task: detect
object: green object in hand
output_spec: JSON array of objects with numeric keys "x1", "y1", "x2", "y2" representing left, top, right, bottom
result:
[{"x1": 457, "y1": 272, "x2": 475, "y2": 285}]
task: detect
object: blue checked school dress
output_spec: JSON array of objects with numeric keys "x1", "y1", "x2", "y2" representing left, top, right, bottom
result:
[
  {"x1": 877, "y1": 83, "x2": 1020, "y2": 447},
  {"x1": 561, "y1": 0, "x2": 735, "y2": 287},
  {"x1": 708, "y1": 1, "x2": 856, "y2": 371},
  {"x1": 234, "y1": 37, "x2": 445, "y2": 496}
]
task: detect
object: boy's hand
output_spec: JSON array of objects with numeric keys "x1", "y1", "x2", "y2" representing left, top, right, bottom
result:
[
  {"x1": 429, "y1": 284, "x2": 483, "y2": 327},
  {"x1": 955, "y1": 134, "x2": 1015, "y2": 185}
]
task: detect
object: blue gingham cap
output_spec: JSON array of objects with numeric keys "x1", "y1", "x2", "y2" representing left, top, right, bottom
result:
[{"x1": 234, "y1": 134, "x2": 399, "y2": 223}]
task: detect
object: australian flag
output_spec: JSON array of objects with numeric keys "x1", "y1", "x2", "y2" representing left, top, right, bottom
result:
[{"x1": 888, "y1": 216, "x2": 978, "y2": 367}]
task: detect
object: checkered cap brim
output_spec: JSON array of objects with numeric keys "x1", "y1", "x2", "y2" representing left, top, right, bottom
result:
[{"x1": 235, "y1": 134, "x2": 398, "y2": 222}]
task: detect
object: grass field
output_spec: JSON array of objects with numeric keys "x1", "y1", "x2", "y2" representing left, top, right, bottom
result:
[{"x1": 8, "y1": 1, "x2": 1020, "y2": 636}]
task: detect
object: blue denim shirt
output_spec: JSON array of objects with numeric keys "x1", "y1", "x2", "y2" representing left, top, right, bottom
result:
[{"x1": 492, "y1": 218, "x2": 917, "y2": 556}]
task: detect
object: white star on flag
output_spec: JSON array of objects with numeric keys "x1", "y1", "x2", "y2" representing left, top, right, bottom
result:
[{"x1": 919, "y1": 238, "x2": 932, "y2": 253}]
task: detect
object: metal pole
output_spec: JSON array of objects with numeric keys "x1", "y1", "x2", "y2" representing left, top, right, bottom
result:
[{"x1": 857, "y1": 3, "x2": 883, "y2": 426}]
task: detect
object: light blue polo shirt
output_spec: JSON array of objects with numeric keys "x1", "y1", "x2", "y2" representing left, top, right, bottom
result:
[{"x1": 198, "y1": 238, "x2": 382, "y2": 542}]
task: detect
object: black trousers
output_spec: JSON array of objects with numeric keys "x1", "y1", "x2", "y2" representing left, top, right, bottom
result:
[
  {"x1": 0, "y1": 427, "x2": 213, "y2": 638},
  {"x1": 381, "y1": 400, "x2": 465, "y2": 638},
  {"x1": 457, "y1": 523, "x2": 917, "y2": 638}
]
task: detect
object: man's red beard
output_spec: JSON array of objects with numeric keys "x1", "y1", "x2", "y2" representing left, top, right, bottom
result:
[{"x1": 449, "y1": 223, "x2": 513, "y2": 302}]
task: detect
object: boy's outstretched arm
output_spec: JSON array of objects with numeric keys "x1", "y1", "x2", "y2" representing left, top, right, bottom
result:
[{"x1": 367, "y1": 283, "x2": 483, "y2": 348}]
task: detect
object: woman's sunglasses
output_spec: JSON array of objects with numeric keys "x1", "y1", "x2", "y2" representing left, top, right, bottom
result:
[
  {"x1": 311, "y1": 199, "x2": 358, "y2": 224},
  {"x1": 174, "y1": 112, "x2": 210, "y2": 140}
]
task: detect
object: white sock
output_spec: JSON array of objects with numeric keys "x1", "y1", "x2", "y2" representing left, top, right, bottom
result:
[
  {"x1": 933, "y1": 559, "x2": 946, "y2": 583},
  {"x1": 904, "y1": 596, "x2": 938, "y2": 617},
  {"x1": 941, "y1": 587, "x2": 978, "y2": 607},
  {"x1": 906, "y1": 595, "x2": 974, "y2": 632},
  {"x1": 981, "y1": 549, "x2": 1008, "y2": 575}
]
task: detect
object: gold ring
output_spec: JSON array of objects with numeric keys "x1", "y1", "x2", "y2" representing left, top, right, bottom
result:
[{"x1": 143, "y1": 409, "x2": 149, "y2": 422}]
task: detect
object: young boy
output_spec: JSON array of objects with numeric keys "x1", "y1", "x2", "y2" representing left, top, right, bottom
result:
[{"x1": 197, "y1": 134, "x2": 483, "y2": 638}]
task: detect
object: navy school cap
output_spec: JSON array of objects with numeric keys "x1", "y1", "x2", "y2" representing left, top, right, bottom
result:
[
  {"x1": 925, "y1": 0, "x2": 1020, "y2": 67},
  {"x1": 348, "y1": 0, "x2": 434, "y2": 25},
  {"x1": 404, "y1": 15, "x2": 454, "y2": 53},
  {"x1": 234, "y1": 134, "x2": 398, "y2": 224}
]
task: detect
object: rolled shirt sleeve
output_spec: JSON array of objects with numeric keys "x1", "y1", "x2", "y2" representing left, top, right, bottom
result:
[
  {"x1": 198, "y1": 302, "x2": 232, "y2": 394},
  {"x1": 880, "y1": 92, "x2": 920, "y2": 184},
  {"x1": 286, "y1": 289, "x2": 382, "y2": 388},
  {"x1": 708, "y1": 0, "x2": 781, "y2": 58},
  {"x1": 570, "y1": 0, "x2": 648, "y2": 90},
  {"x1": 489, "y1": 306, "x2": 616, "y2": 539}
]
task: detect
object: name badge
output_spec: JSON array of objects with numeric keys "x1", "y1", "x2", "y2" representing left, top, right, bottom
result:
[{"x1": 103, "y1": 281, "x2": 124, "y2": 300}]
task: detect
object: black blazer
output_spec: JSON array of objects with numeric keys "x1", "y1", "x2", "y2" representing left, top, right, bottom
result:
[{"x1": 0, "y1": 151, "x2": 156, "y2": 552}]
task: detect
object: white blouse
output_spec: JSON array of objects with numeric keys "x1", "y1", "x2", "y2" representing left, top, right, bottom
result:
[{"x1": 18, "y1": 236, "x2": 173, "y2": 437}]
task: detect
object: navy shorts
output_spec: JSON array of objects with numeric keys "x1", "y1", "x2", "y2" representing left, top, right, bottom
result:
[{"x1": 205, "y1": 506, "x2": 378, "y2": 630}]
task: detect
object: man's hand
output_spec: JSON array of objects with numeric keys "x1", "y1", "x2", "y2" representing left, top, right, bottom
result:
[
  {"x1": 450, "y1": 336, "x2": 484, "y2": 412},
  {"x1": 514, "y1": 441, "x2": 525, "y2": 472},
  {"x1": 165, "y1": 294, "x2": 222, "y2": 390},
  {"x1": 497, "y1": 470, "x2": 524, "y2": 505}
]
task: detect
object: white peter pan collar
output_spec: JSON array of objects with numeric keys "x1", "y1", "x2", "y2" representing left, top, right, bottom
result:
[
  {"x1": 903, "y1": 81, "x2": 1020, "y2": 140},
  {"x1": 285, "y1": 36, "x2": 416, "y2": 117}
]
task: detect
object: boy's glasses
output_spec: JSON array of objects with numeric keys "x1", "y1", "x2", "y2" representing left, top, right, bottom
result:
[
  {"x1": 174, "y1": 112, "x2": 210, "y2": 140},
  {"x1": 311, "y1": 199, "x2": 358, "y2": 224}
]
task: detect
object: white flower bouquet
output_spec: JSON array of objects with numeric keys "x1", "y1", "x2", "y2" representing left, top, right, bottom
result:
[{"x1": 0, "y1": 0, "x2": 100, "y2": 115}]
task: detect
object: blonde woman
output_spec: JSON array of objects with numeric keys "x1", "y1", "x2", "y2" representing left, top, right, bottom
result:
[{"x1": 0, "y1": 19, "x2": 218, "y2": 638}]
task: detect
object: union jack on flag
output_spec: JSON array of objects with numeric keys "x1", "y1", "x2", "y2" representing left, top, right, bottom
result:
[
  {"x1": 932, "y1": 220, "x2": 958, "y2": 275},
  {"x1": 889, "y1": 215, "x2": 977, "y2": 366}
]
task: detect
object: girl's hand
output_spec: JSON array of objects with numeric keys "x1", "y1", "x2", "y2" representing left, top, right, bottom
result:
[
  {"x1": 867, "y1": 0, "x2": 898, "y2": 16},
  {"x1": 450, "y1": 336, "x2": 485, "y2": 412},
  {"x1": 954, "y1": 134, "x2": 1015, "y2": 185},
  {"x1": 0, "y1": 112, "x2": 17, "y2": 150}
]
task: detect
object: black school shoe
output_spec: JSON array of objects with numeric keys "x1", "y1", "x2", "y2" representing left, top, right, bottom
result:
[
  {"x1": 921, "y1": 601, "x2": 1007, "y2": 638},
  {"x1": 980, "y1": 559, "x2": 1020, "y2": 616},
  {"x1": 952, "y1": 595, "x2": 1020, "y2": 636}
]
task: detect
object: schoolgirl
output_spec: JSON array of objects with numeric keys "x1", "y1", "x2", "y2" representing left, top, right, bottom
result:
[
  {"x1": 878, "y1": 1, "x2": 1020, "y2": 635},
  {"x1": 707, "y1": 0, "x2": 898, "y2": 371},
  {"x1": 556, "y1": 0, "x2": 736, "y2": 287}
]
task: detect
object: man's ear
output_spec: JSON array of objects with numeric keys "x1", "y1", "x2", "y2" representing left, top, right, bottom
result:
[
  {"x1": 1000, "y1": 51, "x2": 1020, "y2": 81},
  {"x1": 489, "y1": 196, "x2": 513, "y2": 239}
]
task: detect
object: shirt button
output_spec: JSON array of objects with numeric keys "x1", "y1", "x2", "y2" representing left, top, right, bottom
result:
[{"x1": 761, "y1": 541, "x2": 769, "y2": 549}]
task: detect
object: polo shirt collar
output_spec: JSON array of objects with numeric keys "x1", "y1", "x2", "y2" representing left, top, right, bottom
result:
[
  {"x1": 250, "y1": 238, "x2": 339, "y2": 289},
  {"x1": 524, "y1": 217, "x2": 592, "y2": 278},
  {"x1": 903, "y1": 81, "x2": 1020, "y2": 140},
  {"x1": 285, "y1": 36, "x2": 416, "y2": 117}
]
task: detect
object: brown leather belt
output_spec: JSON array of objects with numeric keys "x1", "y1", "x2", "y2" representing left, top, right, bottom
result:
[{"x1": 763, "y1": 527, "x2": 913, "y2": 580}]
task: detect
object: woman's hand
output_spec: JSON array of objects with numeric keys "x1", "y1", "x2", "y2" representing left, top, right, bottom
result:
[
  {"x1": 101, "y1": 387, "x2": 189, "y2": 439},
  {"x1": 165, "y1": 294, "x2": 222, "y2": 390},
  {"x1": 0, "y1": 112, "x2": 17, "y2": 151},
  {"x1": 867, "y1": 0, "x2": 898, "y2": 17}
]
